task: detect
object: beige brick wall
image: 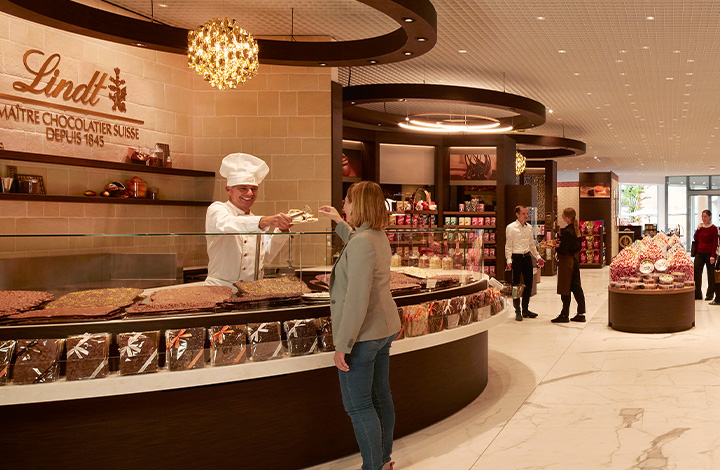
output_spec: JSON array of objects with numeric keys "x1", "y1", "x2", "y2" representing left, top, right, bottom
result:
[{"x1": 0, "y1": 12, "x2": 333, "y2": 268}]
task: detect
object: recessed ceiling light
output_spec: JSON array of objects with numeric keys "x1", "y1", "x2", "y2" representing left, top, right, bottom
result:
[
  {"x1": 416, "y1": 37, "x2": 427, "y2": 42},
  {"x1": 620, "y1": 50, "x2": 627, "y2": 53},
  {"x1": 666, "y1": 77, "x2": 674, "y2": 80},
  {"x1": 587, "y1": 92, "x2": 592, "y2": 95},
  {"x1": 628, "y1": 94, "x2": 633, "y2": 96},
  {"x1": 403, "y1": 51, "x2": 413, "y2": 56},
  {"x1": 620, "y1": 73, "x2": 627, "y2": 76},
  {"x1": 686, "y1": 84, "x2": 692, "y2": 86},
  {"x1": 688, "y1": 59, "x2": 695, "y2": 62},
  {"x1": 573, "y1": 72, "x2": 580, "y2": 76},
  {"x1": 642, "y1": 46, "x2": 650, "y2": 49},
  {"x1": 674, "y1": 50, "x2": 681, "y2": 53},
  {"x1": 537, "y1": 16, "x2": 545, "y2": 20},
  {"x1": 368, "y1": 59, "x2": 378, "y2": 64},
  {"x1": 558, "y1": 49, "x2": 566, "y2": 53},
  {"x1": 135, "y1": 43, "x2": 145, "y2": 47},
  {"x1": 547, "y1": 109, "x2": 553, "y2": 113},
  {"x1": 686, "y1": 72, "x2": 693, "y2": 75},
  {"x1": 616, "y1": 59, "x2": 623, "y2": 63},
  {"x1": 647, "y1": 16, "x2": 655, "y2": 20},
  {"x1": 319, "y1": 62, "x2": 327, "y2": 66},
  {"x1": 402, "y1": 17, "x2": 414, "y2": 23},
  {"x1": 157, "y1": 3, "x2": 168, "y2": 6},
  {"x1": 624, "y1": 84, "x2": 630, "y2": 86},
  {"x1": 458, "y1": 50, "x2": 467, "y2": 53}
]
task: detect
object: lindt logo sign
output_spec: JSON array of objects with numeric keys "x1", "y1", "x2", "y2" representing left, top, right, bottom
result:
[{"x1": 11, "y1": 49, "x2": 127, "y2": 112}]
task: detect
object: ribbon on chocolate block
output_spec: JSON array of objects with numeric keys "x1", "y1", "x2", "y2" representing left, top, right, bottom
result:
[
  {"x1": 16, "y1": 340, "x2": 41, "y2": 360},
  {"x1": 89, "y1": 359, "x2": 108, "y2": 379},
  {"x1": 232, "y1": 346, "x2": 247, "y2": 364},
  {"x1": 138, "y1": 350, "x2": 158, "y2": 373},
  {"x1": 212, "y1": 325, "x2": 235, "y2": 344},
  {"x1": 67, "y1": 333, "x2": 93, "y2": 359},
  {"x1": 167, "y1": 329, "x2": 192, "y2": 349},
  {"x1": 250, "y1": 324, "x2": 270, "y2": 343}
]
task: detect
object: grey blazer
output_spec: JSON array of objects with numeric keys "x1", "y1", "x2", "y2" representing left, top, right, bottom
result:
[{"x1": 329, "y1": 221, "x2": 401, "y2": 354}]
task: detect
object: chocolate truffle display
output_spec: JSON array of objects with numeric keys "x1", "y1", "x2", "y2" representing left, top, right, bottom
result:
[
  {"x1": 12, "y1": 339, "x2": 64, "y2": 384},
  {"x1": 283, "y1": 319, "x2": 319, "y2": 356},
  {"x1": 0, "y1": 340, "x2": 15, "y2": 385},
  {"x1": 247, "y1": 322, "x2": 285, "y2": 361},
  {"x1": 65, "y1": 333, "x2": 111, "y2": 381},
  {"x1": 118, "y1": 331, "x2": 160, "y2": 375},
  {"x1": 165, "y1": 328, "x2": 206, "y2": 371},
  {"x1": 315, "y1": 317, "x2": 335, "y2": 352},
  {"x1": 210, "y1": 325, "x2": 248, "y2": 366}
]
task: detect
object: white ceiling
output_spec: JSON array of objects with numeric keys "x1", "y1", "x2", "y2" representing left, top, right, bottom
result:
[{"x1": 103, "y1": 0, "x2": 720, "y2": 178}]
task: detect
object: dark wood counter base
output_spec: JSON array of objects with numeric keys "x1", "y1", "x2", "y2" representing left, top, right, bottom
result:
[
  {"x1": 608, "y1": 287, "x2": 695, "y2": 333},
  {"x1": 1, "y1": 330, "x2": 489, "y2": 469}
]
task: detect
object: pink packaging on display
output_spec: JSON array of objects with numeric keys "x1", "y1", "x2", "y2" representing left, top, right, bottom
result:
[
  {"x1": 580, "y1": 252, "x2": 587, "y2": 263},
  {"x1": 490, "y1": 217, "x2": 496, "y2": 226},
  {"x1": 594, "y1": 252, "x2": 600, "y2": 263}
]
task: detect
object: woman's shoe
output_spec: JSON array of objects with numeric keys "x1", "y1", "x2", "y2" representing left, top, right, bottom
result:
[
  {"x1": 571, "y1": 314, "x2": 586, "y2": 322},
  {"x1": 551, "y1": 314, "x2": 569, "y2": 323},
  {"x1": 710, "y1": 301, "x2": 720, "y2": 306}
]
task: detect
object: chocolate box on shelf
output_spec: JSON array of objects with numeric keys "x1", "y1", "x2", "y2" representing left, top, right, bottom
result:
[
  {"x1": 315, "y1": 317, "x2": 335, "y2": 352},
  {"x1": 165, "y1": 328, "x2": 206, "y2": 371},
  {"x1": 283, "y1": 319, "x2": 319, "y2": 357},
  {"x1": 210, "y1": 324, "x2": 248, "y2": 366},
  {"x1": 441, "y1": 297, "x2": 461, "y2": 329},
  {"x1": 65, "y1": 333, "x2": 111, "y2": 381},
  {"x1": 117, "y1": 331, "x2": 160, "y2": 376},
  {"x1": 402, "y1": 304, "x2": 429, "y2": 337},
  {"x1": 247, "y1": 322, "x2": 285, "y2": 361},
  {"x1": 426, "y1": 300, "x2": 445, "y2": 333},
  {"x1": 0, "y1": 340, "x2": 16, "y2": 385},
  {"x1": 12, "y1": 339, "x2": 64, "y2": 384}
]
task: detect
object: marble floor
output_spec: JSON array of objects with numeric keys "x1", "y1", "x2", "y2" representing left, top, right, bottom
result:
[{"x1": 308, "y1": 268, "x2": 720, "y2": 470}]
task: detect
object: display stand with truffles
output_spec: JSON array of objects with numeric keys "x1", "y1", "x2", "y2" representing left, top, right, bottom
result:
[{"x1": 608, "y1": 233, "x2": 695, "y2": 333}]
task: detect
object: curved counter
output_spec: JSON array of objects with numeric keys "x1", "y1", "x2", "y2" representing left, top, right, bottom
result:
[
  {"x1": 608, "y1": 286, "x2": 695, "y2": 333},
  {"x1": 1, "y1": 280, "x2": 509, "y2": 469}
]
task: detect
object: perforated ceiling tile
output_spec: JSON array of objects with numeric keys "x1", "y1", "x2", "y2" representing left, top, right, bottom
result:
[{"x1": 105, "y1": 0, "x2": 720, "y2": 176}]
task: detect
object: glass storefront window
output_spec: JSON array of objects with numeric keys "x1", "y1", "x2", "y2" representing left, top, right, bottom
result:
[
  {"x1": 689, "y1": 176, "x2": 709, "y2": 190},
  {"x1": 667, "y1": 183, "x2": 687, "y2": 239},
  {"x1": 619, "y1": 184, "x2": 659, "y2": 225},
  {"x1": 712, "y1": 176, "x2": 720, "y2": 190}
]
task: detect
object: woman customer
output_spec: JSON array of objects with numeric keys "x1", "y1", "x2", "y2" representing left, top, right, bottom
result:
[
  {"x1": 552, "y1": 208, "x2": 587, "y2": 323},
  {"x1": 319, "y1": 181, "x2": 401, "y2": 470},
  {"x1": 693, "y1": 209, "x2": 718, "y2": 301}
]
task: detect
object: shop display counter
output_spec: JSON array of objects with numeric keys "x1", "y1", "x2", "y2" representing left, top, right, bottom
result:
[
  {"x1": 0, "y1": 278, "x2": 509, "y2": 469},
  {"x1": 607, "y1": 286, "x2": 695, "y2": 333}
]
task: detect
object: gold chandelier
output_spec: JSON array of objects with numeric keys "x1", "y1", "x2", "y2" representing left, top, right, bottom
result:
[
  {"x1": 188, "y1": 18, "x2": 259, "y2": 90},
  {"x1": 515, "y1": 151, "x2": 526, "y2": 175}
]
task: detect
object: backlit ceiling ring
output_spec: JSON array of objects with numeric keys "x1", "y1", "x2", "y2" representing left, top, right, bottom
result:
[{"x1": 0, "y1": 0, "x2": 437, "y2": 67}]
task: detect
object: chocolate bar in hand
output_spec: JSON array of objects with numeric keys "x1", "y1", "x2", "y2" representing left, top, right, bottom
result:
[
  {"x1": 165, "y1": 328, "x2": 206, "y2": 371},
  {"x1": 210, "y1": 325, "x2": 248, "y2": 366},
  {"x1": 12, "y1": 339, "x2": 64, "y2": 384},
  {"x1": 65, "y1": 333, "x2": 111, "y2": 381},
  {"x1": 118, "y1": 331, "x2": 160, "y2": 375}
]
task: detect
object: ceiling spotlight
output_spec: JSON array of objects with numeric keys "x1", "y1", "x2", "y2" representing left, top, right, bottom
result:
[
  {"x1": 158, "y1": 3, "x2": 168, "y2": 7},
  {"x1": 319, "y1": 62, "x2": 327, "y2": 66},
  {"x1": 402, "y1": 17, "x2": 414, "y2": 23},
  {"x1": 537, "y1": 16, "x2": 545, "y2": 20},
  {"x1": 547, "y1": 109, "x2": 553, "y2": 113},
  {"x1": 368, "y1": 59, "x2": 378, "y2": 64},
  {"x1": 642, "y1": 46, "x2": 650, "y2": 49},
  {"x1": 416, "y1": 37, "x2": 427, "y2": 42},
  {"x1": 620, "y1": 50, "x2": 627, "y2": 53},
  {"x1": 674, "y1": 50, "x2": 681, "y2": 53},
  {"x1": 647, "y1": 16, "x2": 655, "y2": 20},
  {"x1": 558, "y1": 49, "x2": 566, "y2": 53},
  {"x1": 403, "y1": 51, "x2": 413, "y2": 56},
  {"x1": 458, "y1": 49, "x2": 467, "y2": 53}
]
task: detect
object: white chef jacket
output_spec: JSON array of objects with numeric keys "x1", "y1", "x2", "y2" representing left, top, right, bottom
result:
[
  {"x1": 204, "y1": 201, "x2": 287, "y2": 289},
  {"x1": 504, "y1": 220, "x2": 540, "y2": 265}
]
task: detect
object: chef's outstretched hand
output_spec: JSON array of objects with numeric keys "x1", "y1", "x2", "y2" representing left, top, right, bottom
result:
[
  {"x1": 259, "y1": 213, "x2": 292, "y2": 232},
  {"x1": 319, "y1": 205, "x2": 343, "y2": 224}
]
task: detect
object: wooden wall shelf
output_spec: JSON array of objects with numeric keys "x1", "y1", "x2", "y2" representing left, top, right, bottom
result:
[
  {"x1": 0, "y1": 150, "x2": 215, "y2": 178},
  {"x1": 0, "y1": 193, "x2": 212, "y2": 206}
]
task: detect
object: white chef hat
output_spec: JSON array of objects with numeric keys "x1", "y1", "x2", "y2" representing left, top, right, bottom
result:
[{"x1": 220, "y1": 153, "x2": 269, "y2": 187}]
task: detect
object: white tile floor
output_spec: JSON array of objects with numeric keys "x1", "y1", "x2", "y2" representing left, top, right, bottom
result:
[{"x1": 308, "y1": 267, "x2": 720, "y2": 469}]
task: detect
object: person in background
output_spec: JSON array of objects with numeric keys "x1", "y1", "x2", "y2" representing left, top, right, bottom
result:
[
  {"x1": 693, "y1": 209, "x2": 718, "y2": 301},
  {"x1": 505, "y1": 205, "x2": 545, "y2": 322},
  {"x1": 319, "y1": 181, "x2": 401, "y2": 470},
  {"x1": 552, "y1": 208, "x2": 586, "y2": 323},
  {"x1": 205, "y1": 153, "x2": 292, "y2": 289},
  {"x1": 710, "y1": 216, "x2": 720, "y2": 306}
]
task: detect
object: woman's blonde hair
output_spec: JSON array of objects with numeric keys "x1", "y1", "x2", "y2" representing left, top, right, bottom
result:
[
  {"x1": 563, "y1": 207, "x2": 581, "y2": 237},
  {"x1": 346, "y1": 181, "x2": 388, "y2": 230}
]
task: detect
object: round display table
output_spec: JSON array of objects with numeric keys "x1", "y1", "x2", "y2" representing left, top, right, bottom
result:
[{"x1": 608, "y1": 286, "x2": 695, "y2": 333}]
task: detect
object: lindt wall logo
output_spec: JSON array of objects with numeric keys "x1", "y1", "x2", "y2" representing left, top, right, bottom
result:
[
  {"x1": 1, "y1": 49, "x2": 141, "y2": 147},
  {"x1": 12, "y1": 49, "x2": 126, "y2": 112}
]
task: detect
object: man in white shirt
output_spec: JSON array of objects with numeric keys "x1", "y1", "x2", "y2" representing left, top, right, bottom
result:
[
  {"x1": 505, "y1": 205, "x2": 545, "y2": 321},
  {"x1": 205, "y1": 153, "x2": 292, "y2": 289}
]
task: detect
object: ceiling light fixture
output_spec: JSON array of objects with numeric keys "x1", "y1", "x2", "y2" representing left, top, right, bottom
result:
[
  {"x1": 398, "y1": 114, "x2": 513, "y2": 134},
  {"x1": 647, "y1": 16, "x2": 655, "y2": 20},
  {"x1": 459, "y1": 49, "x2": 467, "y2": 53},
  {"x1": 188, "y1": 18, "x2": 259, "y2": 90},
  {"x1": 558, "y1": 49, "x2": 566, "y2": 53}
]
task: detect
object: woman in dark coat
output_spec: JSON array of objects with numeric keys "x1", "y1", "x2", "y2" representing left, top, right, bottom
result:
[{"x1": 552, "y1": 207, "x2": 587, "y2": 323}]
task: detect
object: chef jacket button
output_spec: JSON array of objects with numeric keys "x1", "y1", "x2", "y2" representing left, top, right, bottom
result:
[
  {"x1": 242, "y1": 267, "x2": 246, "y2": 270},
  {"x1": 244, "y1": 253, "x2": 248, "y2": 257}
]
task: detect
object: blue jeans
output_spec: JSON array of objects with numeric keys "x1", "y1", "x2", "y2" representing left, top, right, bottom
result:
[{"x1": 338, "y1": 333, "x2": 397, "y2": 470}]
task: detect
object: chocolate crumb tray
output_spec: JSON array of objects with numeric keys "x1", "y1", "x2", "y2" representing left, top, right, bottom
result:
[{"x1": 0, "y1": 290, "x2": 54, "y2": 317}]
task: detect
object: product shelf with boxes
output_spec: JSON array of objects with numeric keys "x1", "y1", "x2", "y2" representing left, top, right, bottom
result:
[{"x1": 579, "y1": 220, "x2": 605, "y2": 268}]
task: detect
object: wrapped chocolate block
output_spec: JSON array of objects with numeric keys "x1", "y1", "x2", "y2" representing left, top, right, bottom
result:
[
  {"x1": 315, "y1": 317, "x2": 335, "y2": 352},
  {"x1": 165, "y1": 328, "x2": 206, "y2": 371},
  {"x1": 395, "y1": 307, "x2": 405, "y2": 340},
  {"x1": 284, "y1": 319, "x2": 319, "y2": 356},
  {"x1": 0, "y1": 340, "x2": 16, "y2": 385},
  {"x1": 12, "y1": 339, "x2": 64, "y2": 384},
  {"x1": 441, "y1": 298, "x2": 460, "y2": 329},
  {"x1": 402, "y1": 304, "x2": 429, "y2": 337},
  {"x1": 247, "y1": 322, "x2": 285, "y2": 361},
  {"x1": 210, "y1": 324, "x2": 248, "y2": 366},
  {"x1": 65, "y1": 333, "x2": 111, "y2": 381},
  {"x1": 118, "y1": 331, "x2": 160, "y2": 375},
  {"x1": 458, "y1": 296, "x2": 473, "y2": 326},
  {"x1": 426, "y1": 301, "x2": 445, "y2": 333}
]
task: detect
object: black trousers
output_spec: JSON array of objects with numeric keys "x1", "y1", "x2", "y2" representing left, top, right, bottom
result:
[
  {"x1": 511, "y1": 253, "x2": 534, "y2": 312},
  {"x1": 561, "y1": 259, "x2": 586, "y2": 316},
  {"x1": 694, "y1": 252, "x2": 715, "y2": 299}
]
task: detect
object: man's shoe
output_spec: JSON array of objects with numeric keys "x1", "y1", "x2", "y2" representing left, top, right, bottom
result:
[
  {"x1": 551, "y1": 314, "x2": 569, "y2": 323},
  {"x1": 522, "y1": 311, "x2": 538, "y2": 318},
  {"x1": 515, "y1": 311, "x2": 523, "y2": 321},
  {"x1": 571, "y1": 314, "x2": 586, "y2": 322}
]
